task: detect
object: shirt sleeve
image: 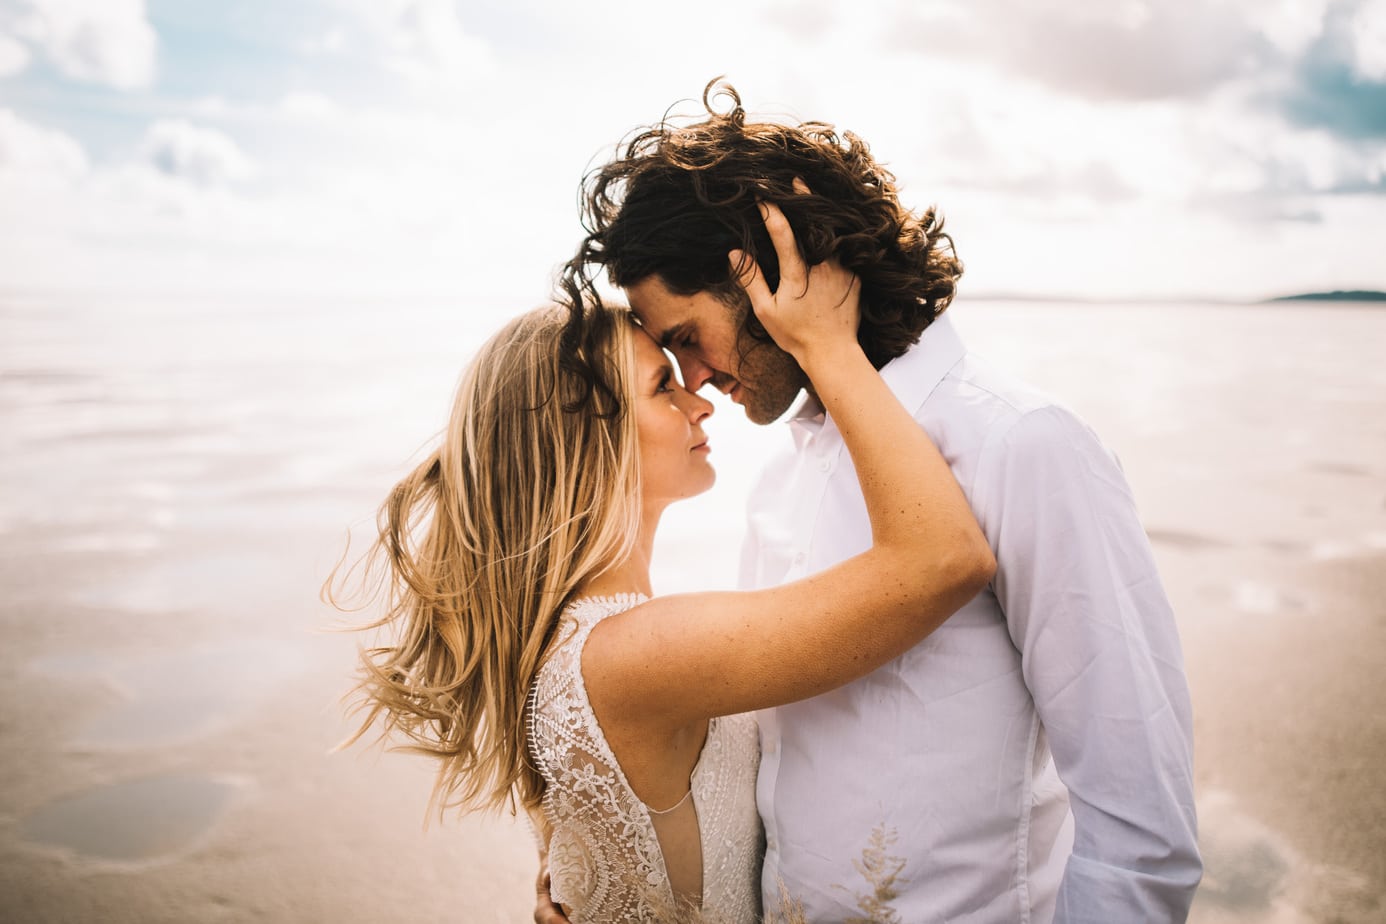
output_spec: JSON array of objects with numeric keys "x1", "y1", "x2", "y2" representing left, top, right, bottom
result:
[{"x1": 983, "y1": 405, "x2": 1202, "y2": 922}]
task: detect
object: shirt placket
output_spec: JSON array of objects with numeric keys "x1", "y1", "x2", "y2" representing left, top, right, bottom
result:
[
  {"x1": 759, "y1": 415, "x2": 838, "y2": 882},
  {"x1": 782, "y1": 416, "x2": 837, "y2": 581}
]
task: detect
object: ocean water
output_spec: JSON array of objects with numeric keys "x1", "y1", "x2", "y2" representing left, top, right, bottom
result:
[{"x1": 2, "y1": 291, "x2": 1383, "y2": 921}]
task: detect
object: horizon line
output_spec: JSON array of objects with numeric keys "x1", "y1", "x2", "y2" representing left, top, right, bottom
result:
[{"x1": 0, "y1": 284, "x2": 1382, "y2": 307}]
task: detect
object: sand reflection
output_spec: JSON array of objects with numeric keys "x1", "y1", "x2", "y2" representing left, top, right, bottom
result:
[
  {"x1": 22, "y1": 776, "x2": 238, "y2": 863},
  {"x1": 31, "y1": 640, "x2": 308, "y2": 749}
]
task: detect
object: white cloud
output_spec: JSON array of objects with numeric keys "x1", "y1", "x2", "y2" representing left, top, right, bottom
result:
[
  {"x1": 0, "y1": 109, "x2": 90, "y2": 279},
  {"x1": 296, "y1": 0, "x2": 493, "y2": 95},
  {"x1": 1350, "y1": 0, "x2": 1386, "y2": 81},
  {"x1": 190, "y1": 96, "x2": 233, "y2": 118},
  {"x1": 0, "y1": 32, "x2": 32, "y2": 77},
  {"x1": 278, "y1": 91, "x2": 341, "y2": 122},
  {"x1": 1235, "y1": 0, "x2": 1330, "y2": 58},
  {"x1": 139, "y1": 120, "x2": 254, "y2": 186},
  {"x1": 1248, "y1": 124, "x2": 1386, "y2": 194},
  {"x1": 9, "y1": 0, "x2": 157, "y2": 90},
  {"x1": 0, "y1": 107, "x2": 88, "y2": 176},
  {"x1": 880, "y1": 0, "x2": 1267, "y2": 101},
  {"x1": 301, "y1": 25, "x2": 348, "y2": 56},
  {"x1": 385, "y1": 0, "x2": 492, "y2": 89}
]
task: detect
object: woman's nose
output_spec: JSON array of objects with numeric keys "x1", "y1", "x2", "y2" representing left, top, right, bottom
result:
[{"x1": 679, "y1": 387, "x2": 714, "y2": 422}]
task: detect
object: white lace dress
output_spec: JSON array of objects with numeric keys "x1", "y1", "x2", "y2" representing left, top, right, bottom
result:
[{"x1": 528, "y1": 595, "x2": 763, "y2": 922}]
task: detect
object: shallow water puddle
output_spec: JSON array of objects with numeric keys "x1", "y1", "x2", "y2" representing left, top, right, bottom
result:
[
  {"x1": 32, "y1": 639, "x2": 309, "y2": 748},
  {"x1": 21, "y1": 775, "x2": 236, "y2": 861}
]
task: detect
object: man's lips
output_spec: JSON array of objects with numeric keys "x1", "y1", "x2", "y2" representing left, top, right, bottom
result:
[{"x1": 692, "y1": 437, "x2": 711, "y2": 453}]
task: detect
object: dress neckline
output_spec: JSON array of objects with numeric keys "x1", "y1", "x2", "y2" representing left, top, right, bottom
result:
[{"x1": 567, "y1": 591, "x2": 649, "y2": 610}]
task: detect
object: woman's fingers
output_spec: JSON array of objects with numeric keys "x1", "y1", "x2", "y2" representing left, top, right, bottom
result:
[
  {"x1": 759, "y1": 200, "x2": 806, "y2": 295},
  {"x1": 730, "y1": 197, "x2": 859, "y2": 360},
  {"x1": 728, "y1": 248, "x2": 771, "y2": 314}
]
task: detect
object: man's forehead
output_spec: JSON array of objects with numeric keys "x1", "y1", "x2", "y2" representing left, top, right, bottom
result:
[
  {"x1": 626, "y1": 308, "x2": 670, "y2": 344},
  {"x1": 625, "y1": 276, "x2": 743, "y2": 347},
  {"x1": 624, "y1": 281, "x2": 671, "y2": 318},
  {"x1": 623, "y1": 287, "x2": 683, "y2": 345}
]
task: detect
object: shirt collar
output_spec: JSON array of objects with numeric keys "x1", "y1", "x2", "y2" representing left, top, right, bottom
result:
[
  {"x1": 879, "y1": 312, "x2": 967, "y2": 415},
  {"x1": 786, "y1": 391, "x2": 825, "y2": 451},
  {"x1": 785, "y1": 312, "x2": 967, "y2": 451}
]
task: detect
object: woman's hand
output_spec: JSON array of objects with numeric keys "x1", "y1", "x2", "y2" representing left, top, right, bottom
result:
[
  {"x1": 533, "y1": 868, "x2": 569, "y2": 924},
  {"x1": 728, "y1": 198, "x2": 861, "y2": 377}
]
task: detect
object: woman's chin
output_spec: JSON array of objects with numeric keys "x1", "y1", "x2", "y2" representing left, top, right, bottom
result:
[
  {"x1": 697, "y1": 466, "x2": 717, "y2": 495},
  {"x1": 678, "y1": 470, "x2": 717, "y2": 502}
]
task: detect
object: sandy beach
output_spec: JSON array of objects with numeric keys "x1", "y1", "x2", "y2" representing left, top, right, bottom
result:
[{"x1": 1, "y1": 294, "x2": 1382, "y2": 922}]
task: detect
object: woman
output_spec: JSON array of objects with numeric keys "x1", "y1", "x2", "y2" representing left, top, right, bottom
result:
[{"x1": 333, "y1": 209, "x2": 995, "y2": 922}]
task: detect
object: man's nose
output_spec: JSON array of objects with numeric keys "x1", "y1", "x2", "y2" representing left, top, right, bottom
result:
[{"x1": 676, "y1": 355, "x2": 716, "y2": 393}]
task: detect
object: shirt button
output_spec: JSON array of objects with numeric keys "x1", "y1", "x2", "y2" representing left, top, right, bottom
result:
[
  {"x1": 792, "y1": 552, "x2": 805, "y2": 566},
  {"x1": 818, "y1": 457, "x2": 832, "y2": 473}
]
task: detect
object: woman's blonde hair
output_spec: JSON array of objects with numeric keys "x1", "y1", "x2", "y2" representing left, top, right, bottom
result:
[{"x1": 328, "y1": 304, "x2": 641, "y2": 817}]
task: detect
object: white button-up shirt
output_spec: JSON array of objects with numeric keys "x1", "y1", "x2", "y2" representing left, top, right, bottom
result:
[{"x1": 741, "y1": 314, "x2": 1202, "y2": 923}]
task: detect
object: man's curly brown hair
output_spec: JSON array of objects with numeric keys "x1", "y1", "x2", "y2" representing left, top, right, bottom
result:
[{"x1": 560, "y1": 79, "x2": 963, "y2": 370}]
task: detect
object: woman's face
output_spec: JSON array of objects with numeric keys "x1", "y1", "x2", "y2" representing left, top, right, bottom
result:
[{"x1": 632, "y1": 328, "x2": 716, "y2": 509}]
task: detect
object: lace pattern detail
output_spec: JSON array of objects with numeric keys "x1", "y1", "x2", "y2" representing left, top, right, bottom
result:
[{"x1": 528, "y1": 595, "x2": 763, "y2": 922}]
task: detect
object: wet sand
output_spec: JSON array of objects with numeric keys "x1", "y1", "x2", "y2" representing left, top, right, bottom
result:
[
  {"x1": 1, "y1": 295, "x2": 1382, "y2": 921},
  {"x1": 0, "y1": 520, "x2": 540, "y2": 923}
]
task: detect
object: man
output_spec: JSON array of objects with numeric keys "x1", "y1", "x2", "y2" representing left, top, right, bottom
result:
[{"x1": 539, "y1": 81, "x2": 1201, "y2": 922}]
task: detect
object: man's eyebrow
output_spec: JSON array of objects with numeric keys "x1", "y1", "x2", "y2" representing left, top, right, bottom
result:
[{"x1": 657, "y1": 323, "x2": 689, "y2": 350}]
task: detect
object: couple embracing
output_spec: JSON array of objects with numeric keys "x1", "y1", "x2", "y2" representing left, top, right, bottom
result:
[{"x1": 338, "y1": 81, "x2": 1202, "y2": 923}]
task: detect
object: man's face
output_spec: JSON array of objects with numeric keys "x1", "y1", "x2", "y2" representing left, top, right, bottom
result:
[{"x1": 625, "y1": 275, "x2": 806, "y2": 425}]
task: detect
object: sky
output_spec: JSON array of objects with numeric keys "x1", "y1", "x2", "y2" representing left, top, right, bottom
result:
[{"x1": 0, "y1": 0, "x2": 1383, "y2": 303}]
